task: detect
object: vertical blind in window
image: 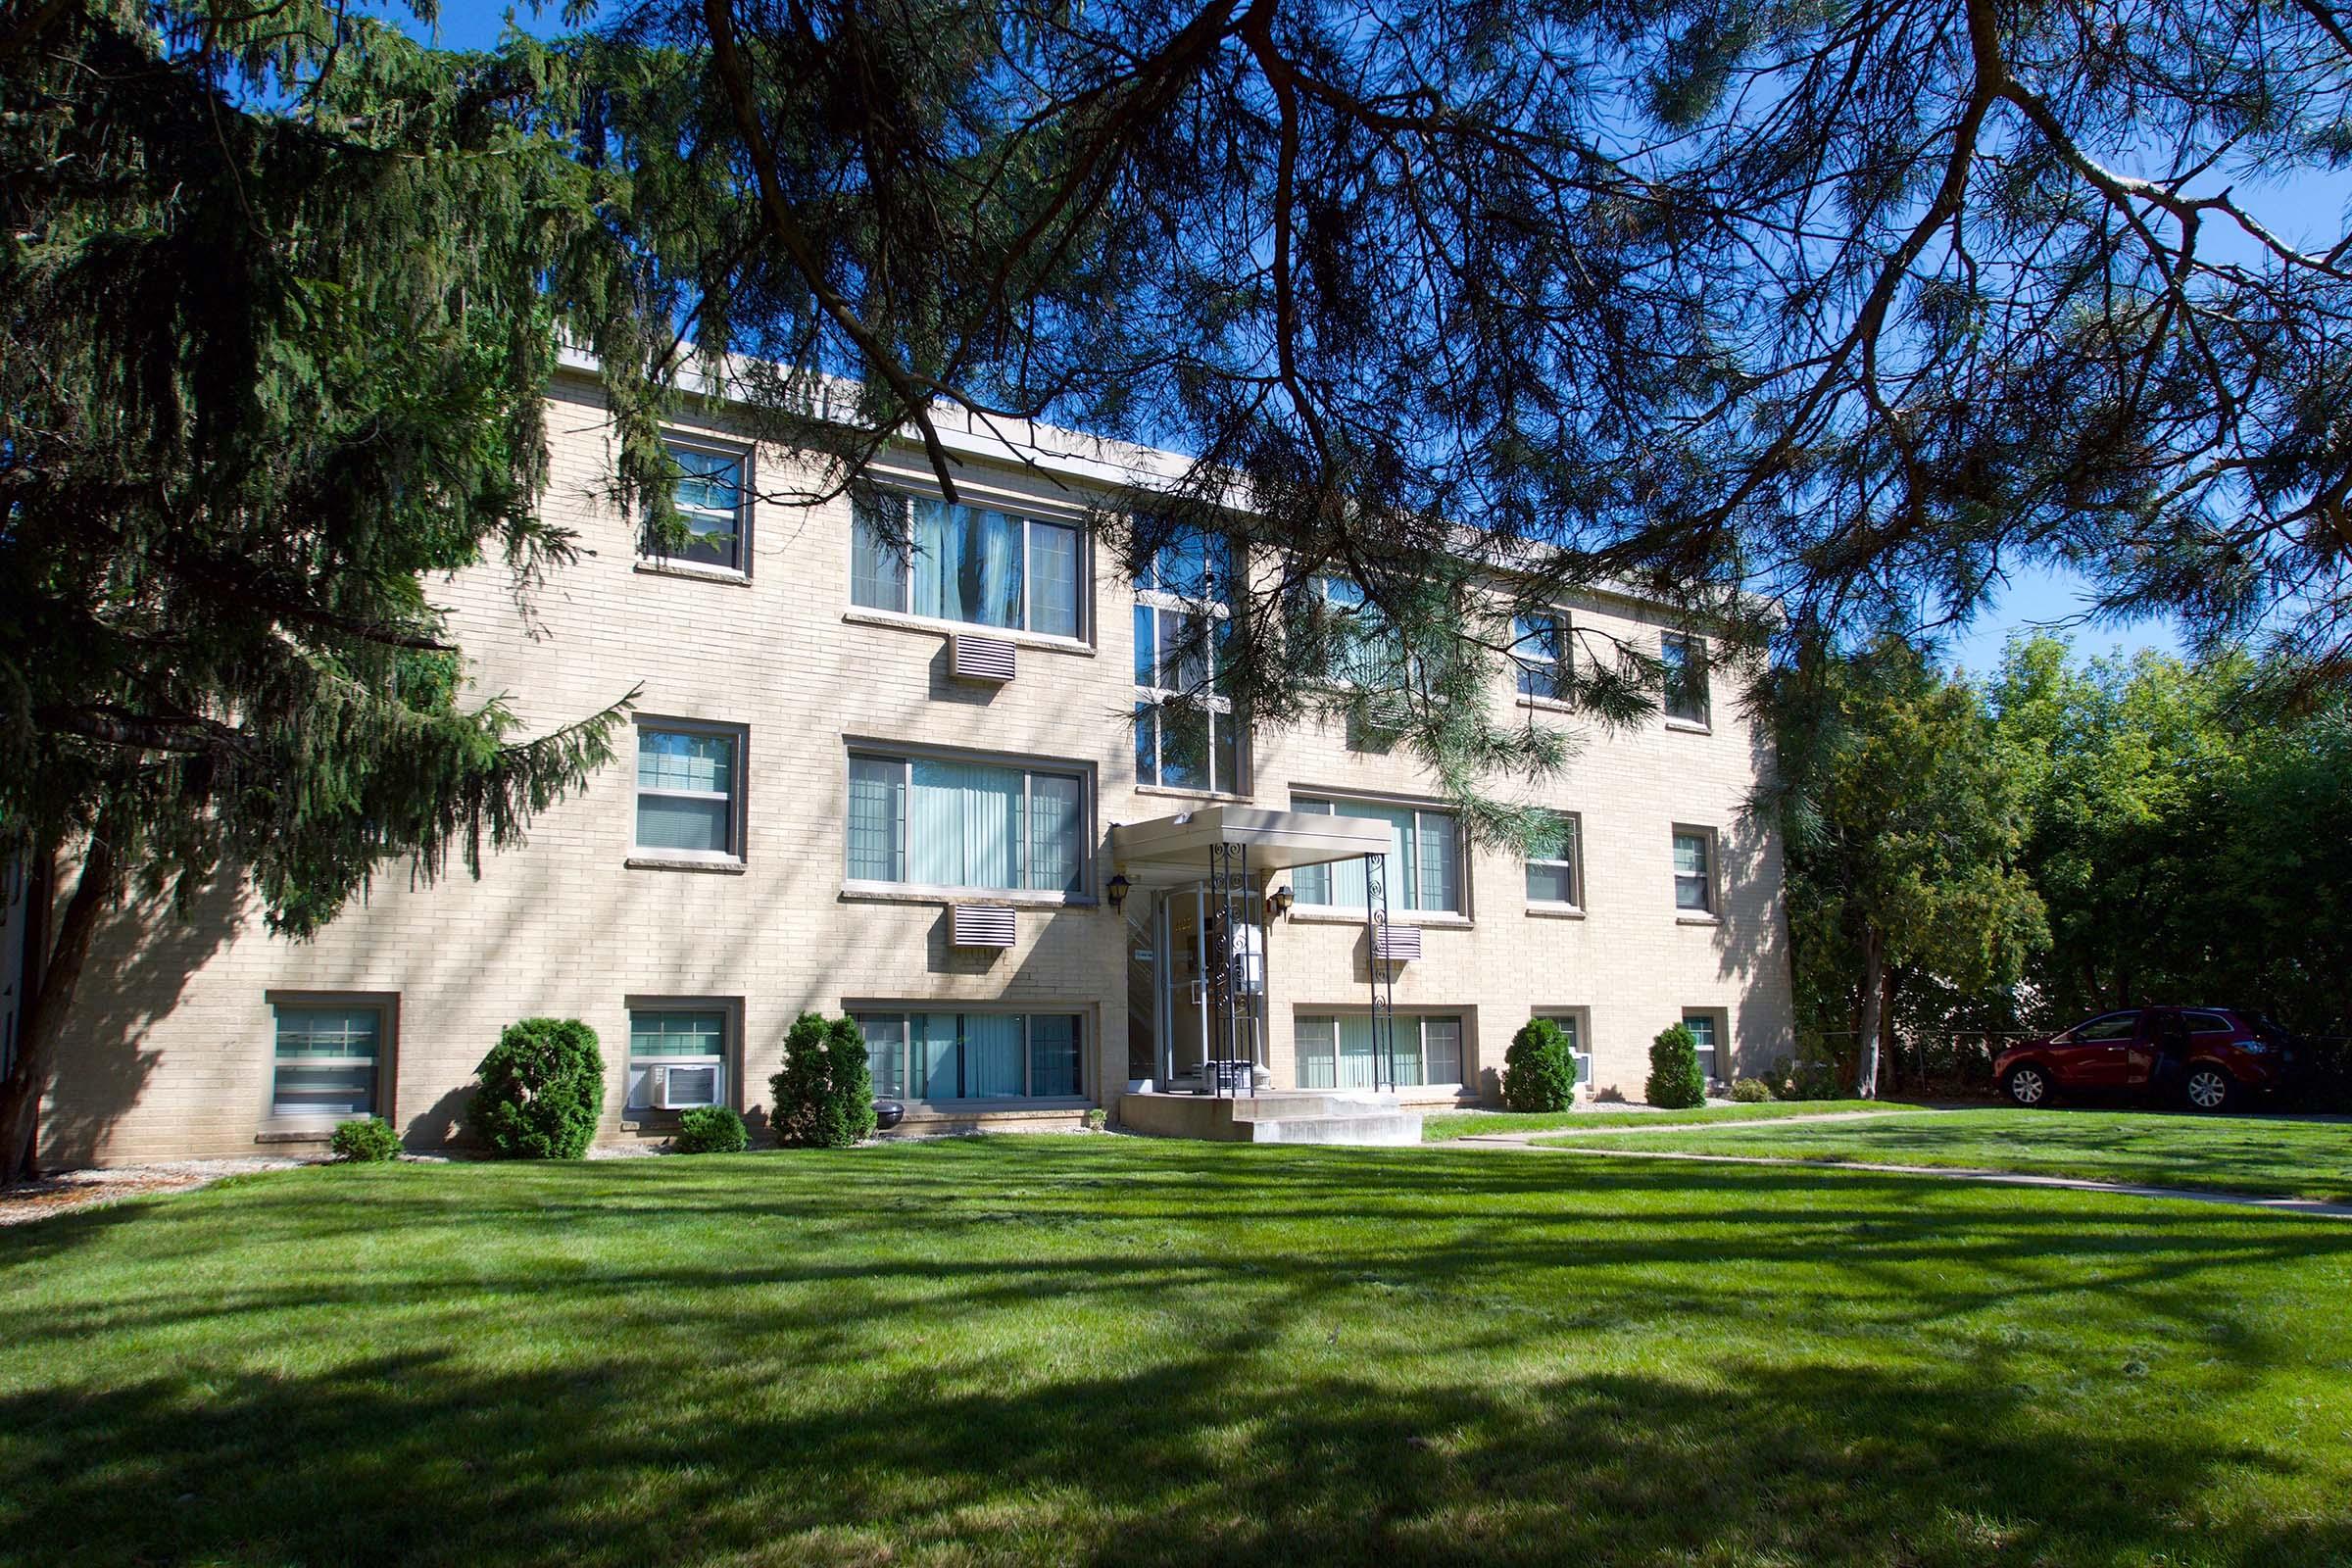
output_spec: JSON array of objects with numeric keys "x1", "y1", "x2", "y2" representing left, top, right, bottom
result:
[
  {"x1": 637, "y1": 730, "x2": 737, "y2": 856},
  {"x1": 1295, "y1": 1015, "x2": 1463, "y2": 1089},
  {"x1": 1290, "y1": 799, "x2": 1460, "y2": 912},
  {"x1": 847, "y1": 756, "x2": 1084, "y2": 893},
  {"x1": 857, "y1": 1012, "x2": 1084, "y2": 1102},
  {"x1": 272, "y1": 1004, "x2": 380, "y2": 1117},
  {"x1": 851, "y1": 492, "x2": 1082, "y2": 637}
]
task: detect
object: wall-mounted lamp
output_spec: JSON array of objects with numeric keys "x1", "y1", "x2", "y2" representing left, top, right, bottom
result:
[
  {"x1": 1266, "y1": 884, "x2": 1296, "y2": 920},
  {"x1": 1106, "y1": 873, "x2": 1132, "y2": 911}
]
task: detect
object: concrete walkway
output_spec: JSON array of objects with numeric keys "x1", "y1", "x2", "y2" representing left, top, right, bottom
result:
[{"x1": 1448, "y1": 1131, "x2": 2352, "y2": 1219}]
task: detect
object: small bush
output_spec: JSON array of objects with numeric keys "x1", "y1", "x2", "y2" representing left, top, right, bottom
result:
[
  {"x1": 329, "y1": 1116, "x2": 402, "y2": 1163},
  {"x1": 468, "y1": 1017, "x2": 606, "y2": 1159},
  {"x1": 769, "y1": 1012, "x2": 878, "y2": 1149},
  {"x1": 672, "y1": 1104, "x2": 750, "y2": 1154},
  {"x1": 1502, "y1": 1017, "x2": 1579, "y2": 1112},
  {"x1": 1774, "y1": 1056, "x2": 1843, "y2": 1102},
  {"x1": 1647, "y1": 1023, "x2": 1708, "y2": 1109},
  {"x1": 1084, "y1": 1107, "x2": 1108, "y2": 1132},
  {"x1": 1729, "y1": 1077, "x2": 1775, "y2": 1103}
]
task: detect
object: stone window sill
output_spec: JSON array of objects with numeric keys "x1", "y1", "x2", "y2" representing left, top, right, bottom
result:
[
  {"x1": 1526, "y1": 903, "x2": 1588, "y2": 920},
  {"x1": 634, "y1": 560, "x2": 752, "y2": 587},
  {"x1": 840, "y1": 609, "x2": 1097, "y2": 656},
  {"x1": 627, "y1": 856, "x2": 749, "y2": 875},
  {"x1": 839, "y1": 882, "x2": 1095, "y2": 909},
  {"x1": 1675, "y1": 912, "x2": 1721, "y2": 926},
  {"x1": 1287, "y1": 909, "x2": 1473, "y2": 930}
]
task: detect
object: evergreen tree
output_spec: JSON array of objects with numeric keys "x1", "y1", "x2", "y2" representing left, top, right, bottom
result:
[{"x1": 0, "y1": 0, "x2": 664, "y2": 1177}]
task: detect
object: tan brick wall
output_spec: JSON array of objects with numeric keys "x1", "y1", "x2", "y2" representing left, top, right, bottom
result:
[{"x1": 41, "y1": 375, "x2": 1793, "y2": 1164}]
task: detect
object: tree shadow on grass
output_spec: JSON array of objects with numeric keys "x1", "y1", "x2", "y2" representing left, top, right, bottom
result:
[{"x1": 4, "y1": 1344, "x2": 2346, "y2": 1567}]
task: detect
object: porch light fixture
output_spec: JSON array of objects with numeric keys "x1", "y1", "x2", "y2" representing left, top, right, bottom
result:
[
  {"x1": 1267, "y1": 885, "x2": 1296, "y2": 920},
  {"x1": 1106, "y1": 873, "x2": 1132, "y2": 911}
]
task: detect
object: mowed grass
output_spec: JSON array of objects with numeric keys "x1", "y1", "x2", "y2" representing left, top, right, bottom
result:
[
  {"x1": 4, "y1": 1139, "x2": 2352, "y2": 1567},
  {"x1": 1558, "y1": 1107, "x2": 2352, "y2": 1202},
  {"x1": 1425, "y1": 1098, "x2": 1899, "y2": 1140}
]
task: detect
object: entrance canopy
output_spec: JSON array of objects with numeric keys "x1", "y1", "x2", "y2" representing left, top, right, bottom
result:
[{"x1": 1110, "y1": 805, "x2": 1392, "y2": 888}]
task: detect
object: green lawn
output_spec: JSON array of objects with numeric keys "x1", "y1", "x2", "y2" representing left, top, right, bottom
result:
[
  {"x1": 5, "y1": 1140, "x2": 2351, "y2": 1566},
  {"x1": 1557, "y1": 1107, "x2": 2352, "y2": 1201},
  {"x1": 1425, "y1": 1098, "x2": 1901, "y2": 1140}
]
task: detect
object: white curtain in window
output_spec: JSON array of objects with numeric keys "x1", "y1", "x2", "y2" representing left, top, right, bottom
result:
[
  {"x1": 851, "y1": 493, "x2": 909, "y2": 611},
  {"x1": 1029, "y1": 521, "x2": 1079, "y2": 637},
  {"x1": 1296, "y1": 1016, "x2": 1337, "y2": 1089},
  {"x1": 965, "y1": 1013, "x2": 1024, "y2": 1097},
  {"x1": 857, "y1": 1015, "x2": 908, "y2": 1101},
  {"x1": 912, "y1": 500, "x2": 1023, "y2": 627},
  {"x1": 910, "y1": 760, "x2": 1020, "y2": 888},
  {"x1": 1026, "y1": 774, "x2": 1083, "y2": 892}
]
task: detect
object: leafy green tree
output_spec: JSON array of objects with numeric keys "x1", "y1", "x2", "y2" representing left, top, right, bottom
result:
[
  {"x1": 1763, "y1": 635, "x2": 2046, "y2": 1096},
  {"x1": 1501, "y1": 1017, "x2": 1578, "y2": 1113},
  {"x1": 0, "y1": 1, "x2": 658, "y2": 1177},
  {"x1": 1646, "y1": 1024, "x2": 1707, "y2": 1110},
  {"x1": 769, "y1": 1014, "x2": 877, "y2": 1149}
]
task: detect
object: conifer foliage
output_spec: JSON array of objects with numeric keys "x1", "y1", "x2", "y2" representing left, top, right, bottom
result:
[{"x1": 768, "y1": 1014, "x2": 877, "y2": 1149}]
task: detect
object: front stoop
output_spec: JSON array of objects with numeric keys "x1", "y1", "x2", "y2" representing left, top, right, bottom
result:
[{"x1": 1117, "y1": 1091, "x2": 1424, "y2": 1146}]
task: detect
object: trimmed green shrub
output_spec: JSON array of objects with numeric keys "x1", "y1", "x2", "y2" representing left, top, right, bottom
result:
[
  {"x1": 1729, "y1": 1077, "x2": 1775, "y2": 1103},
  {"x1": 1084, "y1": 1107, "x2": 1109, "y2": 1132},
  {"x1": 329, "y1": 1116, "x2": 403, "y2": 1163},
  {"x1": 672, "y1": 1104, "x2": 750, "y2": 1154},
  {"x1": 468, "y1": 1017, "x2": 606, "y2": 1159},
  {"x1": 769, "y1": 1012, "x2": 877, "y2": 1149},
  {"x1": 1774, "y1": 1056, "x2": 1843, "y2": 1102},
  {"x1": 1646, "y1": 1023, "x2": 1708, "y2": 1109},
  {"x1": 1502, "y1": 1017, "x2": 1579, "y2": 1112}
]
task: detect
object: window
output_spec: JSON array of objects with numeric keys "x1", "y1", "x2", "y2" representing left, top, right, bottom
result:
[
  {"x1": 854, "y1": 1011, "x2": 1084, "y2": 1102},
  {"x1": 1134, "y1": 530, "x2": 1246, "y2": 794},
  {"x1": 1526, "y1": 813, "x2": 1582, "y2": 907},
  {"x1": 1682, "y1": 1010, "x2": 1722, "y2": 1081},
  {"x1": 1291, "y1": 797, "x2": 1462, "y2": 914},
  {"x1": 1513, "y1": 612, "x2": 1570, "y2": 701},
  {"x1": 1296, "y1": 1014, "x2": 1464, "y2": 1089},
  {"x1": 1662, "y1": 632, "x2": 1710, "y2": 725},
  {"x1": 1536, "y1": 1011, "x2": 1593, "y2": 1089},
  {"x1": 1672, "y1": 828, "x2": 1714, "y2": 912},
  {"x1": 627, "y1": 1007, "x2": 729, "y2": 1111},
  {"x1": 847, "y1": 753, "x2": 1086, "y2": 894},
  {"x1": 645, "y1": 440, "x2": 748, "y2": 572},
  {"x1": 271, "y1": 1003, "x2": 384, "y2": 1119},
  {"x1": 852, "y1": 489, "x2": 1083, "y2": 638},
  {"x1": 636, "y1": 725, "x2": 743, "y2": 859},
  {"x1": 1301, "y1": 574, "x2": 1402, "y2": 688},
  {"x1": 2186, "y1": 1010, "x2": 2235, "y2": 1035},
  {"x1": 2064, "y1": 1010, "x2": 2141, "y2": 1043}
]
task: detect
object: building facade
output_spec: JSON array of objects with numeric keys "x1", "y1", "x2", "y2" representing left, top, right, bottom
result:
[{"x1": 38, "y1": 370, "x2": 1794, "y2": 1164}]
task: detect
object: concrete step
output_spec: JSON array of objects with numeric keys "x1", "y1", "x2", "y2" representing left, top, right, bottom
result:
[
  {"x1": 1223, "y1": 1091, "x2": 1402, "y2": 1121},
  {"x1": 1243, "y1": 1111, "x2": 1424, "y2": 1146}
]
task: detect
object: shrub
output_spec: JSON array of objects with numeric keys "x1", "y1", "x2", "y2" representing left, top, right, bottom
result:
[
  {"x1": 1729, "y1": 1077, "x2": 1775, "y2": 1103},
  {"x1": 769, "y1": 1012, "x2": 877, "y2": 1149},
  {"x1": 468, "y1": 1017, "x2": 606, "y2": 1159},
  {"x1": 1084, "y1": 1107, "x2": 1108, "y2": 1132},
  {"x1": 1646, "y1": 1023, "x2": 1708, "y2": 1109},
  {"x1": 1501, "y1": 1017, "x2": 1579, "y2": 1112},
  {"x1": 1775, "y1": 1056, "x2": 1843, "y2": 1102},
  {"x1": 329, "y1": 1116, "x2": 402, "y2": 1163},
  {"x1": 672, "y1": 1104, "x2": 750, "y2": 1154}
]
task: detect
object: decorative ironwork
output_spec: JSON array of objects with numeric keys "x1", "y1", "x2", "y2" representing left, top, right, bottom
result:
[{"x1": 1365, "y1": 851, "x2": 1398, "y2": 1092}]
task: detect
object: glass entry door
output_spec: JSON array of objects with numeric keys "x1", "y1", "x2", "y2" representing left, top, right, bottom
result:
[{"x1": 1159, "y1": 886, "x2": 1208, "y2": 1085}]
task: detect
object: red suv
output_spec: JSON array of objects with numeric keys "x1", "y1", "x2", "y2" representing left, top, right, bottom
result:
[{"x1": 1994, "y1": 1007, "x2": 2298, "y2": 1112}]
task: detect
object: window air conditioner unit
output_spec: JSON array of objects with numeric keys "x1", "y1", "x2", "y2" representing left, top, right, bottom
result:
[
  {"x1": 1371, "y1": 922, "x2": 1421, "y2": 963},
  {"x1": 652, "y1": 1063, "x2": 722, "y2": 1110},
  {"x1": 951, "y1": 633, "x2": 1017, "y2": 683},
  {"x1": 951, "y1": 904, "x2": 1018, "y2": 949}
]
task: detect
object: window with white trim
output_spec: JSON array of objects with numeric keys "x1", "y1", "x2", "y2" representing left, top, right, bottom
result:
[
  {"x1": 1513, "y1": 612, "x2": 1570, "y2": 701},
  {"x1": 1682, "y1": 1010, "x2": 1723, "y2": 1082},
  {"x1": 627, "y1": 1007, "x2": 730, "y2": 1111},
  {"x1": 851, "y1": 488, "x2": 1084, "y2": 638},
  {"x1": 854, "y1": 1011, "x2": 1083, "y2": 1102},
  {"x1": 1296, "y1": 1014, "x2": 1464, "y2": 1089},
  {"x1": 1662, "y1": 632, "x2": 1710, "y2": 725},
  {"x1": 846, "y1": 753, "x2": 1086, "y2": 894},
  {"x1": 1291, "y1": 797, "x2": 1461, "y2": 913},
  {"x1": 271, "y1": 1002, "x2": 385, "y2": 1119},
  {"x1": 636, "y1": 724, "x2": 744, "y2": 860},
  {"x1": 1672, "y1": 828, "x2": 1715, "y2": 912},
  {"x1": 645, "y1": 440, "x2": 749, "y2": 573},
  {"x1": 1526, "y1": 813, "x2": 1582, "y2": 907},
  {"x1": 1133, "y1": 530, "x2": 1246, "y2": 794}
]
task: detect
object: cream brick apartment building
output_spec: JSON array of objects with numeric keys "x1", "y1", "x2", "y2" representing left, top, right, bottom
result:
[{"x1": 36, "y1": 366, "x2": 1794, "y2": 1164}]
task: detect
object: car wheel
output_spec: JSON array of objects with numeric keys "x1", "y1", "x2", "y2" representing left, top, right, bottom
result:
[
  {"x1": 2182, "y1": 1064, "x2": 2235, "y2": 1113},
  {"x1": 2003, "y1": 1063, "x2": 2054, "y2": 1107}
]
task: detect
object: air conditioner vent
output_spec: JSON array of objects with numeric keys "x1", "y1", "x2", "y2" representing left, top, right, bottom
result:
[
  {"x1": 951, "y1": 634, "x2": 1017, "y2": 683},
  {"x1": 951, "y1": 904, "x2": 1018, "y2": 949},
  {"x1": 1371, "y1": 922, "x2": 1422, "y2": 963}
]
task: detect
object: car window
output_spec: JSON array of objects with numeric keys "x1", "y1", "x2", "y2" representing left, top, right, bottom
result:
[
  {"x1": 2186, "y1": 1011, "x2": 2234, "y2": 1035},
  {"x1": 2065, "y1": 1010, "x2": 2141, "y2": 1043}
]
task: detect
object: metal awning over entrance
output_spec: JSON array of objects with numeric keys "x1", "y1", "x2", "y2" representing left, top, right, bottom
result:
[
  {"x1": 1109, "y1": 805, "x2": 1392, "y2": 884},
  {"x1": 1111, "y1": 806, "x2": 1408, "y2": 1102}
]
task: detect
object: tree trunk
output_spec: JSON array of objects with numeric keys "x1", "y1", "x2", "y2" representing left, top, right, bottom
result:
[
  {"x1": 1854, "y1": 926, "x2": 1884, "y2": 1100},
  {"x1": 1879, "y1": 966, "x2": 1901, "y2": 1095},
  {"x1": 0, "y1": 828, "x2": 120, "y2": 1184}
]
